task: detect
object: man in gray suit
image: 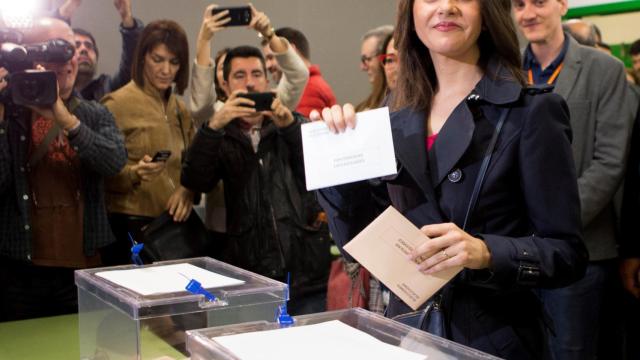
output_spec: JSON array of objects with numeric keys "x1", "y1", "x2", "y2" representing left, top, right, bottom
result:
[{"x1": 513, "y1": 1, "x2": 635, "y2": 359}]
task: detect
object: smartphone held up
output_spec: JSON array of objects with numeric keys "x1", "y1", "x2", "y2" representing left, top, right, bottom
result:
[
  {"x1": 212, "y1": 6, "x2": 252, "y2": 26},
  {"x1": 238, "y1": 92, "x2": 276, "y2": 112}
]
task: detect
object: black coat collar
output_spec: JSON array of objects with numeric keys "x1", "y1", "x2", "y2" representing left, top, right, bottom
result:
[{"x1": 391, "y1": 59, "x2": 523, "y2": 189}]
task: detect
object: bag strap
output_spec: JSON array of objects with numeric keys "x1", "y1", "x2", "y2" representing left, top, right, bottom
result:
[
  {"x1": 28, "y1": 97, "x2": 82, "y2": 169},
  {"x1": 461, "y1": 107, "x2": 510, "y2": 231}
]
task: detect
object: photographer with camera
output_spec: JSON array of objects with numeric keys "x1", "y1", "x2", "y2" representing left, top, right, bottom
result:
[
  {"x1": 181, "y1": 45, "x2": 331, "y2": 315},
  {"x1": 56, "y1": 0, "x2": 144, "y2": 101},
  {"x1": 0, "y1": 17, "x2": 126, "y2": 321}
]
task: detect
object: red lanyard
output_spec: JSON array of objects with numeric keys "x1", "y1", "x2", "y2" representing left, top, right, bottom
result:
[{"x1": 528, "y1": 62, "x2": 564, "y2": 85}]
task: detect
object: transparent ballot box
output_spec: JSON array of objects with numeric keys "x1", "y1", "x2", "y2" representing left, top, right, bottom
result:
[
  {"x1": 75, "y1": 257, "x2": 287, "y2": 360},
  {"x1": 186, "y1": 308, "x2": 502, "y2": 360}
]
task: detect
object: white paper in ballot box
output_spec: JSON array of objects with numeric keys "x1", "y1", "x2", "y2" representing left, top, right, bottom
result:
[{"x1": 301, "y1": 107, "x2": 397, "y2": 191}]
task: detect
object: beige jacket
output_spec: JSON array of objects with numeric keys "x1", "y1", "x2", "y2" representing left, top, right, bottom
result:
[{"x1": 102, "y1": 81, "x2": 195, "y2": 217}]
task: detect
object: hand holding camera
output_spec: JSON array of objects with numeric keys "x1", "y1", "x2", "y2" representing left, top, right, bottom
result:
[
  {"x1": 0, "y1": 36, "x2": 75, "y2": 108},
  {"x1": 209, "y1": 90, "x2": 258, "y2": 130},
  {"x1": 27, "y1": 65, "x2": 79, "y2": 131},
  {"x1": 249, "y1": 4, "x2": 274, "y2": 40},
  {"x1": 199, "y1": 4, "x2": 232, "y2": 43},
  {"x1": 265, "y1": 97, "x2": 294, "y2": 128}
]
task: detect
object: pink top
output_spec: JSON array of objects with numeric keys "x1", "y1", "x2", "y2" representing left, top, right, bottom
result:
[{"x1": 426, "y1": 133, "x2": 438, "y2": 151}]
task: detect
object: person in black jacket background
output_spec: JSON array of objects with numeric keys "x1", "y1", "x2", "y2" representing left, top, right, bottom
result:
[
  {"x1": 181, "y1": 46, "x2": 330, "y2": 315},
  {"x1": 56, "y1": 0, "x2": 143, "y2": 101}
]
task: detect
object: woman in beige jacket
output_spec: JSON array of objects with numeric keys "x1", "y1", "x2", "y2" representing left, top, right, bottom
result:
[{"x1": 102, "y1": 20, "x2": 195, "y2": 265}]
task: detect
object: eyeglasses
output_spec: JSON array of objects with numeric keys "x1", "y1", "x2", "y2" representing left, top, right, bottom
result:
[
  {"x1": 378, "y1": 53, "x2": 398, "y2": 66},
  {"x1": 360, "y1": 54, "x2": 377, "y2": 65}
]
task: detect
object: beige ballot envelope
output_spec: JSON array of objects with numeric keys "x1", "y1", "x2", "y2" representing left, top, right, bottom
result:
[{"x1": 343, "y1": 206, "x2": 462, "y2": 310}]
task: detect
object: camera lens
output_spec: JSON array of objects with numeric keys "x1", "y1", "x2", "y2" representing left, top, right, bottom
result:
[{"x1": 20, "y1": 78, "x2": 44, "y2": 99}]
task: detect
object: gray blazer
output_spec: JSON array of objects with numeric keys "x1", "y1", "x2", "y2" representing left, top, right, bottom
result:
[{"x1": 554, "y1": 36, "x2": 635, "y2": 260}]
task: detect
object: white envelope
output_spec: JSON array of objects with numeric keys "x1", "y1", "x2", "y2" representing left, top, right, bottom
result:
[{"x1": 301, "y1": 107, "x2": 397, "y2": 190}]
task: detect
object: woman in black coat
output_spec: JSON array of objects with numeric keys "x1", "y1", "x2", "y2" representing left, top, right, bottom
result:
[{"x1": 310, "y1": 0, "x2": 587, "y2": 359}]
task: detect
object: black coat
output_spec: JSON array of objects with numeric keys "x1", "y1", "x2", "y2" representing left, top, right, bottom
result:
[
  {"x1": 318, "y1": 64, "x2": 588, "y2": 359},
  {"x1": 181, "y1": 116, "x2": 330, "y2": 294}
]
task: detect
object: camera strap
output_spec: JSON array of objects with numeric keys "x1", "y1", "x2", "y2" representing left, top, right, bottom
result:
[{"x1": 28, "y1": 97, "x2": 81, "y2": 170}]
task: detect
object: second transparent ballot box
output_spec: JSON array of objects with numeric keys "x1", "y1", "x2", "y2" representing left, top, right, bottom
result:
[{"x1": 75, "y1": 257, "x2": 287, "y2": 360}]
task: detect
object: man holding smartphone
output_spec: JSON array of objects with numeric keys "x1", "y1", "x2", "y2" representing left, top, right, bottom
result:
[
  {"x1": 189, "y1": 4, "x2": 308, "y2": 125},
  {"x1": 182, "y1": 45, "x2": 331, "y2": 315}
]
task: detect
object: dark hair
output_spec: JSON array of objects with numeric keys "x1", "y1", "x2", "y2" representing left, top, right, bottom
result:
[
  {"x1": 630, "y1": 39, "x2": 640, "y2": 56},
  {"x1": 394, "y1": 0, "x2": 525, "y2": 111},
  {"x1": 222, "y1": 46, "x2": 267, "y2": 81},
  {"x1": 131, "y1": 20, "x2": 189, "y2": 95},
  {"x1": 73, "y1": 28, "x2": 98, "y2": 58},
  {"x1": 214, "y1": 47, "x2": 231, "y2": 101},
  {"x1": 381, "y1": 32, "x2": 394, "y2": 56},
  {"x1": 275, "y1": 27, "x2": 310, "y2": 60},
  {"x1": 626, "y1": 68, "x2": 640, "y2": 85}
]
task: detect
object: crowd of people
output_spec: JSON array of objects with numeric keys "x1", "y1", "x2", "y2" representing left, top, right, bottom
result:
[{"x1": 0, "y1": 0, "x2": 640, "y2": 359}]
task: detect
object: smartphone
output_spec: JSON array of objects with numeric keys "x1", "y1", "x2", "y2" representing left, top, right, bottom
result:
[
  {"x1": 151, "y1": 150, "x2": 172, "y2": 162},
  {"x1": 212, "y1": 6, "x2": 252, "y2": 26},
  {"x1": 238, "y1": 92, "x2": 276, "y2": 112}
]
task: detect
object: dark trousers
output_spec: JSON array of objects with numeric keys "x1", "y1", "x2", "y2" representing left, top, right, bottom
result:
[
  {"x1": 0, "y1": 260, "x2": 77, "y2": 322},
  {"x1": 597, "y1": 264, "x2": 640, "y2": 360},
  {"x1": 102, "y1": 213, "x2": 154, "y2": 266},
  {"x1": 288, "y1": 290, "x2": 327, "y2": 316},
  {"x1": 538, "y1": 260, "x2": 614, "y2": 360}
]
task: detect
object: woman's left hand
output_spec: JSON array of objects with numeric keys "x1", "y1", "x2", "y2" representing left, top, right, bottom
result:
[
  {"x1": 166, "y1": 186, "x2": 194, "y2": 222},
  {"x1": 409, "y1": 223, "x2": 492, "y2": 274}
]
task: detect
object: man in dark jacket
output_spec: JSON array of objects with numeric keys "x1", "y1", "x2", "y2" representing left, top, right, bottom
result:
[
  {"x1": 181, "y1": 46, "x2": 330, "y2": 315},
  {"x1": 515, "y1": 1, "x2": 635, "y2": 359},
  {"x1": 56, "y1": 0, "x2": 143, "y2": 101},
  {"x1": 0, "y1": 18, "x2": 127, "y2": 321}
]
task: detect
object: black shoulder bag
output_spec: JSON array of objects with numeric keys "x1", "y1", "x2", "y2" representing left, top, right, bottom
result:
[
  {"x1": 392, "y1": 106, "x2": 511, "y2": 337},
  {"x1": 140, "y1": 98, "x2": 210, "y2": 262}
]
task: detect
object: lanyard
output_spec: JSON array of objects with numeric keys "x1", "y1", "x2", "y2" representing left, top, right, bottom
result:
[{"x1": 528, "y1": 62, "x2": 564, "y2": 85}]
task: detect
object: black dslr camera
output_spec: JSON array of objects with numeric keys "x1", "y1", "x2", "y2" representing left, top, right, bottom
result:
[{"x1": 0, "y1": 28, "x2": 75, "y2": 107}]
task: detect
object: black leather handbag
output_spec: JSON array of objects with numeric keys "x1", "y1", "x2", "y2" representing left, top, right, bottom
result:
[
  {"x1": 140, "y1": 211, "x2": 210, "y2": 262},
  {"x1": 392, "y1": 107, "x2": 511, "y2": 338}
]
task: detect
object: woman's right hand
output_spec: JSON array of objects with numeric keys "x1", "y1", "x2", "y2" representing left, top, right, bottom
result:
[
  {"x1": 132, "y1": 155, "x2": 166, "y2": 182},
  {"x1": 309, "y1": 104, "x2": 357, "y2": 134},
  {"x1": 199, "y1": 4, "x2": 231, "y2": 43},
  {"x1": 196, "y1": 4, "x2": 231, "y2": 66}
]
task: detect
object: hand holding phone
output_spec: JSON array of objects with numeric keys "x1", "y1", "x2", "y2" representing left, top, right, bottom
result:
[
  {"x1": 238, "y1": 92, "x2": 276, "y2": 112},
  {"x1": 212, "y1": 6, "x2": 251, "y2": 26},
  {"x1": 152, "y1": 150, "x2": 172, "y2": 162}
]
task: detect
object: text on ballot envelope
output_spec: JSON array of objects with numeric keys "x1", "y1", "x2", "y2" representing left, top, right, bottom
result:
[{"x1": 301, "y1": 107, "x2": 397, "y2": 191}]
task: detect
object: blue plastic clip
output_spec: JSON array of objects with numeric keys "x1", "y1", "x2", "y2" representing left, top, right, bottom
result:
[
  {"x1": 185, "y1": 279, "x2": 217, "y2": 302},
  {"x1": 276, "y1": 273, "x2": 294, "y2": 326},
  {"x1": 129, "y1": 233, "x2": 144, "y2": 266}
]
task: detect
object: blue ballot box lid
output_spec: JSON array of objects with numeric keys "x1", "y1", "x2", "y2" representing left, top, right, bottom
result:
[{"x1": 75, "y1": 257, "x2": 287, "y2": 320}]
